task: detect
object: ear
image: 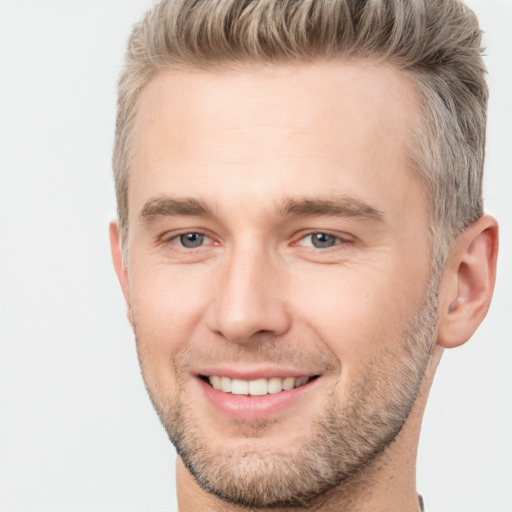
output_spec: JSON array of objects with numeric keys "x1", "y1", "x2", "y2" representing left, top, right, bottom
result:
[
  {"x1": 437, "y1": 214, "x2": 499, "y2": 349},
  {"x1": 109, "y1": 220, "x2": 130, "y2": 306}
]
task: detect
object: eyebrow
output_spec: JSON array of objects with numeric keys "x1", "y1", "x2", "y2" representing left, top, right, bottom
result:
[
  {"x1": 139, "y1": 197, "x2": 214, "y2": 222},
  {"x1": 276, "y1": 197, "x2": 385, "y2": 222},
  {"x1": 139, "y1": 195, "x2": 385, "y2": 223}
]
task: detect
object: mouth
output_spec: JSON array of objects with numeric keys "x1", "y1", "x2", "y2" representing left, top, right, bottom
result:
[
  {"x1": 196, "y1": 371, "x2": 322, "y2": 421},
  {"x1": 199, "y1": 375, "x2": 319, "y2": 396}
]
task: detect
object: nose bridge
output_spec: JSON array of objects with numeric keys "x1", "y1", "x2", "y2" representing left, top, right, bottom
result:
[{"x1": 208, "y1": 239, "x2": 290, "y2": 343}]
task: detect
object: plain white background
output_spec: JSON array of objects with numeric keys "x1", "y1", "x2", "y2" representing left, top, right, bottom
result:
[{"x1": 0, "y1": 1, "x2": 510, "y2": 511}]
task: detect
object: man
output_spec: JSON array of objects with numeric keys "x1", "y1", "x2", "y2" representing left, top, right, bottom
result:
[{"x1": 109, "y1": 0, "x2": 498, "y2": 510}]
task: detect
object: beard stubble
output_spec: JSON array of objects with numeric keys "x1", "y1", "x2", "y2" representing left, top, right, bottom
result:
[{"x1": 134, "y1": 279, "x2": 438, "y2": 509}]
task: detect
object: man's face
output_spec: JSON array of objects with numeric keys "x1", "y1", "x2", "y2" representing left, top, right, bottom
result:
[{"x1": 120, "y1": 62, "x2": 436, "y2": 507}]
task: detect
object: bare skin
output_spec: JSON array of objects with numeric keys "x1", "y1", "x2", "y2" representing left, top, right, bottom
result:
[{"x1": 110, "y1": 61, "x2": 498, "y2": 512}]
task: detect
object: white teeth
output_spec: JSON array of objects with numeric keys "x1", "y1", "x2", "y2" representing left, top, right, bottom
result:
[
  {"x1": 221, "y1": 376, "x2": 232, "y2": 393},
  {"x1": 282, "y1": 377, "x2": 295, "y2": 391},
  {"x1": 210, "y1": 375, "x2": 222, "y2": 390},
  {"x1": 295, "y1": 376, "x2": 309, "y2": 388},
  {"x1": 231, "y1": 379, "x2": 249, "y2": 395},
  {"x1": 207, "y1": 375, "x2": 312, "y2": 395},
  {"x1": 249, "y1": 378, "x2": 268, "y2": 396},
  {"x1": 267, "y1": 377, "x2": 283, "y2": 394}
]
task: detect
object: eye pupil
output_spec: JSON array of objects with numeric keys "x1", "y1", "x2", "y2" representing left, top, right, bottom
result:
[
  {"x1": 311, "y1": 233, "x2": 336, "y2": 248},
  {"x1": 180, "y1": 233, "x2": 204, "y2": 248}
]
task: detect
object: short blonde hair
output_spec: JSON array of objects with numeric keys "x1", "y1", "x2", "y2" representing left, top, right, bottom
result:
[{"x1": 114, "y1": 0, "x2": 487, "y2": 272}]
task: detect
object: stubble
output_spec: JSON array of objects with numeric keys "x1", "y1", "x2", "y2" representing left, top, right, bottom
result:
[{"x1": 134, "y1": 278, "x2": 438, "y2": 509}]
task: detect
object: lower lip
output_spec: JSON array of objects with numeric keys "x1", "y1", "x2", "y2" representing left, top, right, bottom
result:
[{"x1": 198, "y1": 377, "x2": 317, "y2": 421}]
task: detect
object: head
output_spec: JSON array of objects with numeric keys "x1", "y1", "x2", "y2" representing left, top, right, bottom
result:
[{"x1": 110, "y1": 1, "x2": 497, "y2": 509}]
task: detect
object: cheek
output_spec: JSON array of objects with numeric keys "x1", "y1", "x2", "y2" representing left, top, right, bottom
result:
[
  {"x1": 129, "y1": 264, "x2": 213, "y2": 372},
  {"x1": 289, "y1": 261, "x2": 428, "y2": 364}
]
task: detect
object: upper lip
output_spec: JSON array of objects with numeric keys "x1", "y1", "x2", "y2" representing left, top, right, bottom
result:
[{"x1": 195, "y1": 366, "x2": 319, "y2": 381}]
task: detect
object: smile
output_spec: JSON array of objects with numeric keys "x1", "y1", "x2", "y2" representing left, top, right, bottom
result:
[
  {"x1": 203, "y1": 375, "x2": 314, "y2": 395},
  {"x1": 197, "y1": 372, "x2": 321, "y2": 420}
]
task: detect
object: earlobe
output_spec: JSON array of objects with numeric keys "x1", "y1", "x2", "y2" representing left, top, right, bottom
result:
[
  {"x1": 437, "y1": 214, "x2": 498, "y2": 349},
  {"x1": 109, "y1": 220, "x2": 131, "y2": 307}
]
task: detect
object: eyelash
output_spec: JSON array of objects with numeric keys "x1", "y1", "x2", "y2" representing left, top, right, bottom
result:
[
  {"x1": 295, "y1": 232, "x2": 349, "y2": 250},
  {"x1": 292, "y1": 231, "x2": 354, "y2": 254},
  {"x1": 164, "y1": 231, "x2": 216, "y2": 249},
  {"x1": 162, "y1": 230, "x2": 352, "y2": 252}
]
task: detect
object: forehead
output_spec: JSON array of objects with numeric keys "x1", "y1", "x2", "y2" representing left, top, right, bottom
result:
[{"x1": 129, "y1": 61, "x2": 424, "y2": 224}]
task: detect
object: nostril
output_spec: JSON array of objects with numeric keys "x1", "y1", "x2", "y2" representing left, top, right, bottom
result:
[{"x1": 255, "y1": 329, "x2": 272, "y2": 336}]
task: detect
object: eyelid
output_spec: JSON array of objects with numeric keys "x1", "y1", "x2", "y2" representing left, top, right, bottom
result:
[
  {"x1": 159, "y1": 229, "x2": 217, "y2": 246},
  {"x1": 293, "y1": 230, "x2": 355, "y2": 247},
  {"x1": 157, "y1": 228, "x2": 354, "y2": 250}
]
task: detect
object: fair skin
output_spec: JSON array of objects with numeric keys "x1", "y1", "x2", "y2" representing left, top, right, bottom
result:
[{"x1": 110, "y1": 62, "x2": 498, "y2": 512}]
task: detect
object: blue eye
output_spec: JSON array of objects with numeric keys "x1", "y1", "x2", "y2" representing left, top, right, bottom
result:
[
  {"x1": 308, "y1": 233, "x2": 339, "y2": 248},
  {"x1": 179, "y1": 233, "x2": 205, "y2": 248}
]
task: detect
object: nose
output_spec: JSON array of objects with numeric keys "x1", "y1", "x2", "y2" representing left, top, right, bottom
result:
[{"x1": 206, "y1": 245, "x2": 292, "y2": 343}]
